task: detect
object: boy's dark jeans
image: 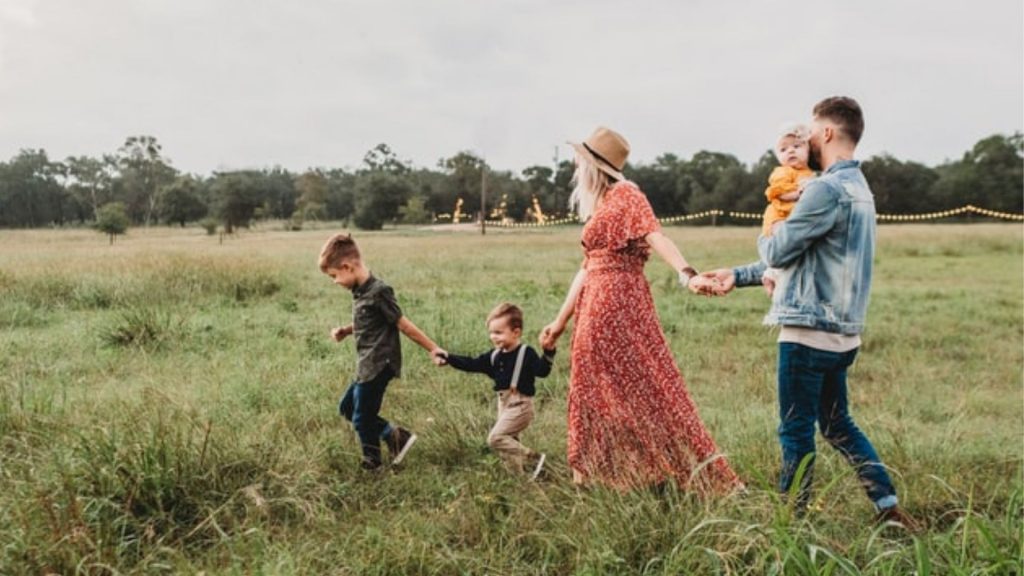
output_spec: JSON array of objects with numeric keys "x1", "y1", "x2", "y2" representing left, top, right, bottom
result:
[
  {"x1": 777, "y1": 343, "x2": 897, "y2": 509},
  {"x1": 339, "y1": 366, "x2": 395, "y2": 465}
]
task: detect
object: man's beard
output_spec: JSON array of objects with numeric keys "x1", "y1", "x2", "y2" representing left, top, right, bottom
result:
[{"x1": 808, "y1": 144, "x2": 823, "y2": 171}]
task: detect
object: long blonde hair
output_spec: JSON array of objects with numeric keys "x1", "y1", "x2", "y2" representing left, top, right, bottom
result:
[{"x1": 569, "y1": 152, "x2": 616, "y2": 221}]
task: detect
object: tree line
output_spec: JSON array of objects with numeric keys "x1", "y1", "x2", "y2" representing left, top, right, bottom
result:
[{"x1": 0, "y1": 133, "x2": 1020, "y2": 232}]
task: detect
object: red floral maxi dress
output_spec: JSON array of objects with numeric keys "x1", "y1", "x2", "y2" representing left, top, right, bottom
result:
[{"x1": 567, "y1": 181, "x2": 742, "y2": 492}]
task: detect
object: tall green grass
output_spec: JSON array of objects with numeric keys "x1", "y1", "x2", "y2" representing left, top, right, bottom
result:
[{"x1": 0, "y1": 224, "x2": 1020, "y2": 574}]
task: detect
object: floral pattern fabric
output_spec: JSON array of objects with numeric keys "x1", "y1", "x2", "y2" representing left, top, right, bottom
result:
[{"x1": 568, "y1": 181, "x2": 742, "y2": 491}]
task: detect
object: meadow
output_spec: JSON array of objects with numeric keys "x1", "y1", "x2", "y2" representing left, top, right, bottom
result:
[{"x1": 0, "y1": 223, "x2": 1021, "y2": 575}]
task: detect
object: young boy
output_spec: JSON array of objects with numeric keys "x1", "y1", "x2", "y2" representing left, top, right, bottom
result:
[
  {"x1": 319, "y1": 233, "x2": 444, "y2": 471},
  {"x1": 436, "y1": 303, "x2": 555, "y2": 479}
]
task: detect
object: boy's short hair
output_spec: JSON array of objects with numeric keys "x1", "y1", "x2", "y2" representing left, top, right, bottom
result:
[
  {"x1": 813, "y1": 96, "x2": 864, "y2": 144},
  {"x1": 487, "y1": 302, "x2": 523, "y2": 331},
  {"x1": 318, "y1": 233, "x2": 361, "y2": 272}
]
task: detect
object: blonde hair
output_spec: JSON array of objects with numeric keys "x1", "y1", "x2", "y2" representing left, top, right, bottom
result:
[
  {"x1": 318, "y1": 233, "x2": 361, "y2": 272},
  {"x1": 487, "y1": 302, "x2": 523, "y2": 331},
  {"x1": 569, "y1": 152, "x2": 616, "y2": 221},
  {"x1": 774, "y1": 123, "x2": 811, "y2": 163}
]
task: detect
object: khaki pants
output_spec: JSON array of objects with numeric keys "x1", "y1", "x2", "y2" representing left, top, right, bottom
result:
[{"x1": 488, "y1": 390, "x2": 536, "y2": 472}]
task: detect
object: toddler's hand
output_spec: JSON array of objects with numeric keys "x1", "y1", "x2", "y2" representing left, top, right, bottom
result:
[
  {"x1": 539, "y1": 322, "x2": 564, "y2": 350},
  {"x1": 331, "y1": 326, "x2": 353, "y2": 342},
  {"x1": 761, "y1": 275, "x2": 776, "y2": 296},
  {"x1": 431, "y1": 348, "x2": 448, "y2": 366}
]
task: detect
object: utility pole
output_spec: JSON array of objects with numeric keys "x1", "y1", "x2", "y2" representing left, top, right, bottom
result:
[{"x1": 480, "y1": 164, "x2": 487, "y2": 236}]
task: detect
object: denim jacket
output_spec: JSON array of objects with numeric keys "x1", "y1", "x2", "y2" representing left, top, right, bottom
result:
[{"x1": 733, "y1": 160, "x2": 875, "y2": 335}]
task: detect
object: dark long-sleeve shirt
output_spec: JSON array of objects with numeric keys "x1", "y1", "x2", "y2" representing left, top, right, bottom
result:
[{"x1": 446, "y1": 345, "x2": 555, "y2": 397}]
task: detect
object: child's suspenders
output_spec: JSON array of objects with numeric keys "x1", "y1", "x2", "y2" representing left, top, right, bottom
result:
[{"x1": 490, "y1": 346, "x2": 527, "y2": 393}]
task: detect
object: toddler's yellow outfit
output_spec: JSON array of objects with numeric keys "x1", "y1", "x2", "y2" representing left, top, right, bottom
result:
[{"x1": 762, "y1": 166, "x2": 815, "y2": 236}]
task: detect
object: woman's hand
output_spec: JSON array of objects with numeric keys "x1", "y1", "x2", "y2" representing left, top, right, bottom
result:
[{"x1": 539, "y1": 321, "x2": 565, "y2": 350}]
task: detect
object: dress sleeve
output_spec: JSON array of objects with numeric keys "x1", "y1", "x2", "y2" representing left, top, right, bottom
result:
[{"x1": 607, "y1": 183, "x2": 661, "y2": 251}]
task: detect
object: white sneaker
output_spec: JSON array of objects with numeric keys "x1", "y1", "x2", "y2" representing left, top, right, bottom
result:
[{"x1": 530, "y1": 453, "x2": 546, "y2": 480}]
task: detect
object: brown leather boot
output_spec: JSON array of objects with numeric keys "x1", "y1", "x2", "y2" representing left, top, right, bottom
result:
[{"x1": 875, "y1": 506, "x2": 921, "y2": 532}]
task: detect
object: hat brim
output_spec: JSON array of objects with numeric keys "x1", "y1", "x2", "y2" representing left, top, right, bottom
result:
[{"x1": 569, "y1": 141, "x2": 625, "y2": 181}]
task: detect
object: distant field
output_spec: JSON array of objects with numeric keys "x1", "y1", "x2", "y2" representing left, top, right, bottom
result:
[{"x1": 0, "y1": 223, "x2": 1021, "y2": 575}]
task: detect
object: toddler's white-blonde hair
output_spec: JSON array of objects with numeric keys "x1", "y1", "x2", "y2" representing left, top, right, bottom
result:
[{"x1": 569, "y1": 152, "x2": 616, "y2": 221}]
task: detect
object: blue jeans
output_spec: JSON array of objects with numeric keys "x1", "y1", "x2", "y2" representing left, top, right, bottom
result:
[
  {"x1": 777, "y1": 343, "x2": 897, "y2": 510},
  {"x1": 339, "y1": 366, "x2": 395, "y2": 465}
]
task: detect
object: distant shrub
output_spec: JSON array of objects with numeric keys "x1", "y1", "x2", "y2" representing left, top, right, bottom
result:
[{"x1": 199, "y1": 217, "x2": 219, "y2": 235}]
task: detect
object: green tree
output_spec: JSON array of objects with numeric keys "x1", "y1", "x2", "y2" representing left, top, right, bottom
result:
[
  {"x1": 0, "y1": 149, "x2": 67, "y2": 227},
  {"x1": 353, "y1": 172, "x2": 412, "y2": 230},
  {"x1": 210, "y1": 171, "x2": 264, "y2": 233},
  {"x1": 95, "y1": 202, "x2": 130, "y2": 244},
  {"x1": 324, "y1": 169, "x2": 356, "y2": 221},
  {"x1": 115, "y1": 136, "x2": 177, "y2": 225},
  {"x1": 435, "y1": 151, "x2": 487, "y2": 217},
  {"x1": 522, "y1": 165, "x2": 555, "y2": 215},
  {"x1": 294, "y1": 170, "x2": 328, "y2": 221},
  {"x1": 363, "y1": 143, "x2": 410, "y2": 175},
  {"x1": 932, "y1": 133, "x2": 1023, "y2": 214},
  {"x1": 158, "y1": 176, "x2": 208, "y2": 226},
  {"x1": 626, "y1": 154, "x2": 685, "y2": 215},
  {"x1": 399, "y1": 194, "x2": 432, "y2": 224},
  {"x1": 862, "y1": 154, "x2": 939, "y2": 214},
  {"x1": 65, "y1": 155, "x2": 114, "y2": 221},
  {"x1": 553, "y1": 159, "x2": 575, "y2": 217}
]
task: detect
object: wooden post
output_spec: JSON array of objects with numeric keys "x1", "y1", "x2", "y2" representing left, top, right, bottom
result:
[{"x1": 481, "y1": 166, "x2": 487, "y2": 236}]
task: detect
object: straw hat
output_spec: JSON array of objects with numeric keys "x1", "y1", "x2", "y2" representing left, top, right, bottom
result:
[{"x1": 570, "y1": 126, "x2": 629, "y2": 181}]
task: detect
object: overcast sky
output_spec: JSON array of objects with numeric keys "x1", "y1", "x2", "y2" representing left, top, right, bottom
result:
[{"x1": 1, "y1": 0, "x2": 1021, "y2": 175}]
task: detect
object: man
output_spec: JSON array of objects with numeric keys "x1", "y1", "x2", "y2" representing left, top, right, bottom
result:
[{"x1": 699, "y1": 97, "x2": 916, "y2": 528}]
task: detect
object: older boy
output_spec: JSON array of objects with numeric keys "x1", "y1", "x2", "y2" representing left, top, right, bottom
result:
[{"x1": 319, "y1": 233, "x2": 444, "y2": 471}]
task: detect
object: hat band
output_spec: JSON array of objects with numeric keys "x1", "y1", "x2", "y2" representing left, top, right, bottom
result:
[{"x1": 583, "y1": 142, "x2": 623, "y2": 172}]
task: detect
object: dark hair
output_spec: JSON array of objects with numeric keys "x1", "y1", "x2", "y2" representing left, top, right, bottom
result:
[
  {"x1": 318, "y1": 233, "x2": 361, "y2": 272},
  {"x1": 487, "y1": 302, "x2": 523, "y2": 331},
  {"x1": 813, "y1": 96, "x2": 864, "y2": 144}
]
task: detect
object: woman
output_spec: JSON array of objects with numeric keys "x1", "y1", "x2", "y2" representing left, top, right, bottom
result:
[{"x1": 540, "y1": 126, "x2": 742, "y2": 492}]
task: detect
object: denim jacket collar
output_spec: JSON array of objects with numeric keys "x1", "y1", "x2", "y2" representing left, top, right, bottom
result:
[{"x1": 824, "y1": 159, "x2": 860, "y2": 174}]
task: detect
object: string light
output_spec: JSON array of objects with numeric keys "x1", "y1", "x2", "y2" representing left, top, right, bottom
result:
[{"x1": 473, "y1": 205, "x2": 1023, "y2": 228}]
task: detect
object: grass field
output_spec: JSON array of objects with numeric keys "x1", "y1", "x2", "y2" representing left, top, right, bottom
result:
[{"x1": 0, "y1": 223, "x2": 1021, "y2": 575}]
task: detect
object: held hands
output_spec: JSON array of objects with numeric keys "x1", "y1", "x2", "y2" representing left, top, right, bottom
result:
[
  {"x1": 539, "y1": 321, "x2": 565, "y2": 351},
  {"x1": 330, "y1": 325, "x2": 354, "y2": 342},
  {"x1": 690, "y1": 269, "x2": 736, "y2": 296},
  {"x1": 431, "y1": 348, "x2": 449, "y2": 366},
  {"x1": 687, "y1": 275, "x2": 727, "y2": 296}
]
